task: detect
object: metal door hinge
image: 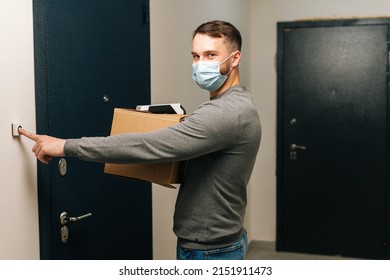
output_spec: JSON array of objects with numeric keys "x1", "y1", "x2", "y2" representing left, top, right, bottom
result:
[
  {"x1": 383, "y1": 235, "x2": 389, "y2": 257},
  {"x1": 143, "y1": 4, "x2": 149, "y2": 24}
]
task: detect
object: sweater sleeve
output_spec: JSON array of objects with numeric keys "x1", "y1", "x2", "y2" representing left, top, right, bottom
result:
[{"x1": 64, "y1": 103, "x2": 240, "y2": 164}]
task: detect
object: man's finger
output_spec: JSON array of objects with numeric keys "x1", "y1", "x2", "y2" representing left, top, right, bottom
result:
[{"x1": 19, "y1": 128, "x2": 39, "y2": 141}]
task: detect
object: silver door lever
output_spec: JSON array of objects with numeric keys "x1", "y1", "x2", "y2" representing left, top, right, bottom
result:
[
  {"x1": 60, "y1": 212, "x2": 92, "y2": 225},
  {"x1": 290, "y1": 143, "x2": 307, "y2": 151}
]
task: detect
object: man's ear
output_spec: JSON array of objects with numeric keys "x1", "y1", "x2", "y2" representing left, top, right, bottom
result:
[{"x1": 231, "y1": 51, "x2": 241, "y2": 67}]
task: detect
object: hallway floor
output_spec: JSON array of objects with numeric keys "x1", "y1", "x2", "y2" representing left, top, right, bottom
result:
[{"x1": 246, "y1": 241, "x2": 360, "y2": 260}]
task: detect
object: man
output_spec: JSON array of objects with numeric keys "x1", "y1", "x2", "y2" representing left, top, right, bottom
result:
[{"x1": 20, "y1": 20, "x2": 261, "y2": 260}]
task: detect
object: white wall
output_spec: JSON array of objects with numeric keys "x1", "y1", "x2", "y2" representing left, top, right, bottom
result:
[
  {"x1": 0, "y1": 0, "x2": 38, "y2": 259},
  {"x1": 2, "y1": 0, "x2": 390, "y2": 260}
]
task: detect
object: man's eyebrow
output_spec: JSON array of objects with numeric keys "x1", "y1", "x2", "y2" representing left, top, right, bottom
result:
[{"x1": 191, "y1": 50, "x2": 219, "y2": 55}]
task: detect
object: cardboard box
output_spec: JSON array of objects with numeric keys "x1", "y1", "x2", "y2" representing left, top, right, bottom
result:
[{"x1": 104, "y1": 108, "x2": 186, "y2": 188}]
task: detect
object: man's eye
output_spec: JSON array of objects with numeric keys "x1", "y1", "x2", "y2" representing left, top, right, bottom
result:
[{"x1": 207, "y1": 53, "x2": 216, "y2": 58}]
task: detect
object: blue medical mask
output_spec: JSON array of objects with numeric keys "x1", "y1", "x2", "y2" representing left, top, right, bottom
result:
[{"x1": 192, "y1": 53, "x2": 234, "y2": 92}]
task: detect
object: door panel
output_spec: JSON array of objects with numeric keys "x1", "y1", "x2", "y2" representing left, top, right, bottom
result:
[
  {"x1": 277, "y1": 20, "x2": 389, "y2": 259},
  {"x1": 33, "y1": 0, "x2": 152, "y2": 259}
]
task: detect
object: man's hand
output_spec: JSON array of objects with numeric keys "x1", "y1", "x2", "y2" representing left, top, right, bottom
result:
[{"x1": 19, "y1": 128, "x2": 66, "y2": 164}]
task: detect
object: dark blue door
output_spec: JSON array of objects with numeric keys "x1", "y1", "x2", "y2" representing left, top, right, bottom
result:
[
  {"x1": 33, "y1": 0, "x2": 152, "y2": 259},
  {"x1": 277, "y1": 19, "x2": 390, "y2": 259}
]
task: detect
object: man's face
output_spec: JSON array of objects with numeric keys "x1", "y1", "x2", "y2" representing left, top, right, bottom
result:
[{"x1": 191, "y1": 33, "x2": 232, "y2": 75}]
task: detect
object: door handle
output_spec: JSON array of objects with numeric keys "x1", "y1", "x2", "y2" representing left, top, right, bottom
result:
[
  {"x1": 60, "y1": 211, "x2": 92, "y2": 225},
  {"x1": 290, "y1": 143, "x2": 307, "y2": 151}
]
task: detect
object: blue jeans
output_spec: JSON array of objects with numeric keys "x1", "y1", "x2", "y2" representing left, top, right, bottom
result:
[{"x1": 176, "y1": 231, "x2": 248, "y2": 260}]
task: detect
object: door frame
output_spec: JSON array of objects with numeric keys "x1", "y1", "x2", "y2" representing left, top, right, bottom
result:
[
  {"x1": 33, "y1": 0, "x2": 53, "y2": 259},
  {"x1": 276, "y1": 17, "x2": 390, "y2": 258}
]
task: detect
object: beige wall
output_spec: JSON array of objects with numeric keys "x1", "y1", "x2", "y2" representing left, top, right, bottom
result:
[
  {"x1": 151, "y1": 0, "x2": 390, "y2": 259},
  {"x1": 150, "y1": 0, "x2": 251, "y2": 260},
  {"x1": 248, "y1": 0, "x2": 390, "y2": 243},
  {"x1": 2, "y1": 0, "x2": 390, "y2": 260},
  {"x1": 0, "y1": 0, "x2": 39, "y2": 259}
]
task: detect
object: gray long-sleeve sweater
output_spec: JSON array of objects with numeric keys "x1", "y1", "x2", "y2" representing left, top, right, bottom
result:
[{"x1": 65, "y1": 85, "x2": 261, "y2": 249}]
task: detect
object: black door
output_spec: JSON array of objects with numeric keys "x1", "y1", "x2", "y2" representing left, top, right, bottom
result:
[
  {"x1": 277, "y1": 19, "x2": 390, "y2": 259},
  {"x1": 33, "y1": 0, "x2": 152, "y2": 259}
]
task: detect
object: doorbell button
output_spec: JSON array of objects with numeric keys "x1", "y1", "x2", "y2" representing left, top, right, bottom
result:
[{"x1": 11, "y1": 123, "x2": 22, "y2": 137}]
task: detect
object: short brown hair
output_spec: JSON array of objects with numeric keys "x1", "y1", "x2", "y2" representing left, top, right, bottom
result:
[{"x1": 193, "y1": 20, "x2": 242, "y2": 52}]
